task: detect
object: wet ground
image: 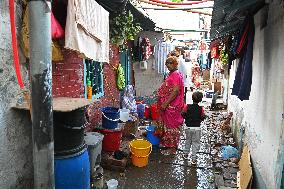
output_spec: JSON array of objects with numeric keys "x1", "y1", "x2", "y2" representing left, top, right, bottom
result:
[
  {"x1": 101, "y1": 96, "x2": 238, "y2": 189},
  {"x1": 103, "y1": 123, "x2": 216, "y2": 189}
]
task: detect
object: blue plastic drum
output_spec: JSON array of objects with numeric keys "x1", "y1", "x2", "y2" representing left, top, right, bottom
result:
[{"x1": 55, "y1": 148, "x2": 90, "y2": 189}]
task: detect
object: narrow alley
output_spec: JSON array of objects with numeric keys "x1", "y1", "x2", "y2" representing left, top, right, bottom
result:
[{"x1": 0, "y1": 0, "x2": 284, "y2": 189}]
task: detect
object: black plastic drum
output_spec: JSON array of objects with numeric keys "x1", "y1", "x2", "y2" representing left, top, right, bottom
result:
[{"x1": 54, "y1": 122, "x2": 86, "y2": 157}]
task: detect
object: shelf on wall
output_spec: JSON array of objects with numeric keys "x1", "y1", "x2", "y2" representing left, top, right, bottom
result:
[{"x1": 12, "y1": 97, "x2": 93, "y2": 112}]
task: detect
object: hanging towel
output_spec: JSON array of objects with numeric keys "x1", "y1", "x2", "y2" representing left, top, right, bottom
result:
[
  {"x1": 21, "y1": 6, "x2": 63, "y2": 61},
  {"x1": 65, "y1": 0, "x2": 109, "y2": 62}
]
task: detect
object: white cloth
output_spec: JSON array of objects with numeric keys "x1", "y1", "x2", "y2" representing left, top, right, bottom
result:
[
  {"x1": 65, "y1": 0, "x2": 109, "y2": 62},
  {"x1": 154, "y1": 41, "x2": 174, "y2": 74},
  {"x1": 178, "y1": 57, "x2": 192, "y2": 87}
]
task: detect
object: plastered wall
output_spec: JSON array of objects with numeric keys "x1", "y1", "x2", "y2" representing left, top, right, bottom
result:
[
  {"x1": 133, "y1": 31, "x2": 164, "y2": 97},
  {"x1": 0, "y1": 0, "x2": 33, "y2": 188},
  {"x1": 228, "y1": 4, "x2": 284, "y2": 189}
]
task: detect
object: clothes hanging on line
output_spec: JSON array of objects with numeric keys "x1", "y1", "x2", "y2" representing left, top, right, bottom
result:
[
  {"x1": 154, "y1": 41, "x2": 174, "y2": 75},
  {"x1": 136, "y1": 37, "x2": 152, "y2": 61},
  {"x1": 232, "y1": 16, "x2": 254, "y2": 101},
  {"x1": 65, "y1": 0, "x2": 109, "y2": 62}
]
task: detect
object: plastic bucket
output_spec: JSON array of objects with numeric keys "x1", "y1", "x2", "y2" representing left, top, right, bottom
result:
[
  {"x1": 55, "y1": 148, "x2": 90, "y2": 189},
  {"x1": 101, "y1": 107, "x2": 119, "y2": 129},
  {"x1": 119, "y1": 108, "x2": 130, "y2": 122},
  {"x1": 146, "y1": 126, "x2": 160, "y2": 145},
  {"x1": 106, "y1": 179, "x2": 118, "y2": 189},
  {"x1": 129, "y1": 139, "x2": 152, "y2": 167},
  {"x1": 137, "y1": 104, "x2": 146, "y2": 119},
  {"x1": 97, "y1": 129, "x2": 122, "y2": 152},
  {"x1": 144, "y1": 106, "x2": 150, "y2": 119},
  {"x1": 151, "y1": 104, "x2": 159, "y2": 120}
]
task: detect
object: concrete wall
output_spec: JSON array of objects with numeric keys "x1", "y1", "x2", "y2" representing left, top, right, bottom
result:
[
  {"x1": 0, "y1": 1, "x2": 33, "y2": 188},
  {"x1": 134, "y1": 31, "x2": 164, "y2": 97},
  {"x1": 228, "y1": 4, "x2": 284, "y2": 189}
]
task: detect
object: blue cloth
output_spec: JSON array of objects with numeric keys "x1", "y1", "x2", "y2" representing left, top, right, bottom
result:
[{"x1": 232, "y1": 16, "x2": 254, "y2": 101}]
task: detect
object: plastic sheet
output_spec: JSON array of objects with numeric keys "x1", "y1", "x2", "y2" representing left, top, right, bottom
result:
[{"x1": 221, "y1": 145, "x2": 239, "y2": 160}]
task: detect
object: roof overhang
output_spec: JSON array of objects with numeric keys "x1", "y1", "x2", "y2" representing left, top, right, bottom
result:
[
  {"x1": 210, "y1": 0, "x2": 265, "y2": 40},
  {"x1": 95, "y1": 0, "x2": 156, "y2": 31}
]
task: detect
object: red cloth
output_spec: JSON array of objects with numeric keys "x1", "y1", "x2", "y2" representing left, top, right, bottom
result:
[
  {"x1": 159, "y1": 127, "x2": 180, "y2": 148},
  {"x1": 236, "y1": 22, "x2": 250, "y2": 55},
  {"x1": 51, "y1": 12, "x2": 64, "y2": 39}
]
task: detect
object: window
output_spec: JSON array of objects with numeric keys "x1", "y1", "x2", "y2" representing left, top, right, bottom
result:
[
  {"x1": 84, "y1": 59, "x2": 104, "y2": 99},
  {"x1": 119, "y1": 50, "x2": 132, "y2": 85}
]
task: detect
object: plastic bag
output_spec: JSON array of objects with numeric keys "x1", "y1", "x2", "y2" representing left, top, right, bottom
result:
[
  {"x1": 116, "y1": 64, "x2": 125, "y2": 91},
  {"x1": 51, "y1": 12, "x2": 64, "y2": 39},
  {"x1": 221, "y1": 145, "x2": 239, "y2": 160}
]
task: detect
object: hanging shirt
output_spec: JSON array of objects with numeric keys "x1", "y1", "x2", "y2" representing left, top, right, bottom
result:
[
  {"x1": 232, "y1": 16, "x2": 254, "y2": 101},
  {"x1": 154, "y1": 41, "x2": 174, "y2": 74}
]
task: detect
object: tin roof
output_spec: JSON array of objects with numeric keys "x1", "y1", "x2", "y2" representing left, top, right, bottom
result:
[
  {"x1": 95, "y1": 0, "x2": 156, "y2": 31},
  {"x1": 210, "y1": 0, "x2": 265, "y2": 40}
]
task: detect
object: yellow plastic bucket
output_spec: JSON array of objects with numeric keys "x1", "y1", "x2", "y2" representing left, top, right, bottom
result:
[{"x1": 129, "y1": 139, "x2": 152, "y2": 167}]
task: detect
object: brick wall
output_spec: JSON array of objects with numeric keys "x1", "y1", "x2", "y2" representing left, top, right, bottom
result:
[
  {"x1": 52, "y1": 45, "x2": 121, "y2": 131},
  {"x1": 86, "y1": 45, "x2": 121, "y2": 131},
  {"x1": 52, "y1": 49, "x2": 85, "y2": 98}
]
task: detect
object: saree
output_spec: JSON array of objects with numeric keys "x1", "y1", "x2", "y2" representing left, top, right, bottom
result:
[{"x1": 157, "y1": 71, "x2": 184, "y2": 148}]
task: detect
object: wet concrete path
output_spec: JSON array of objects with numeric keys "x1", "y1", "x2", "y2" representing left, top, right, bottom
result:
[
  {"x1": 102, "y1": 89, "x2": 239, "y2": 189},
  {"x1": 104, "y1": 122, "x2": 216, "y2": 189}
]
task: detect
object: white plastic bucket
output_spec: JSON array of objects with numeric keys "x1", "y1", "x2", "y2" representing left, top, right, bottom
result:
[
  {"x1": 119, "y1": 108, "x2": 130, "y2": 122},
  {"x1": 106, "y1": 179, "x2": 118, "y2": 189}
]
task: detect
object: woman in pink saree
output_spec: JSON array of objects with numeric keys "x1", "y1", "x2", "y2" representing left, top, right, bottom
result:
[{"x1": 157, "y1": 56, "x2": 184, "y2": 154}]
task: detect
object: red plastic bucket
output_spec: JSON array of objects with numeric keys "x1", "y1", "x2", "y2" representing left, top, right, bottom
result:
[
  {"x1": 98, "y1": 129, "x2": 122, "y2": 152},
  {"x1": 151, "y1": 104, "x2": 159, "y2": 120},
  {"x1": 144, "y1": 106, "x2": 150, "y2": 119}
]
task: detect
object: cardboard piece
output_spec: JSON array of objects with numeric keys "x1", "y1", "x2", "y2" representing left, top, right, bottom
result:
[
  {"x1": 12, "y1": 97, "x2": 92, "y2": 112},
  {"x1": 214, "y1": 81, "x2": 222, "y2": 93},
  {"x1": 237, "y1": 145, "x2": 253, "y2": 189}
]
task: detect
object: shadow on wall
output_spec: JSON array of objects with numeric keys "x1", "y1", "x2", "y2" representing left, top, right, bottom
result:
[
  {"x1": 277, "y1": 121, "x2": 284, "y2": 189},
  {"x1": 230, "y1": 109, "x2": 267, "y2": 189},
  {"x1": 251, "y1": 159, "x2": 267, "y2": 189}
]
